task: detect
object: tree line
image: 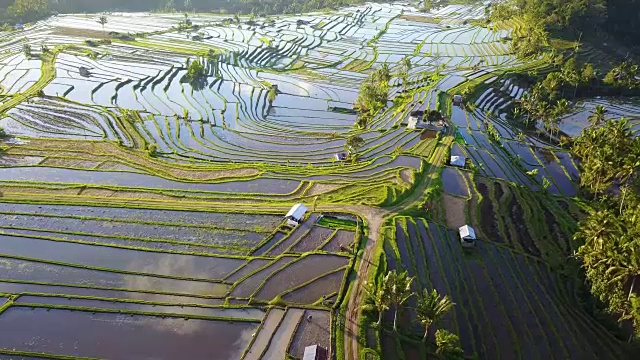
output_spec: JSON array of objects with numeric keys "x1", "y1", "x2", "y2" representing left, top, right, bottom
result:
[
  {"x1": 488, "y1": 0, "x2": 639, "y2": 57},
  {"x1": 510, "y1": 53, "x2": 639, "y2": 142},
  {"x1": 0, "y1": 0, "x2": 388, "y2": 27},
  {"x1": 572, "y1": 113, "x2": 640, "y2": 343}
]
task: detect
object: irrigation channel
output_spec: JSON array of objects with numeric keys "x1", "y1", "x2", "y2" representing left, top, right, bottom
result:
[{"x1": 0, "y1": 1, "x2": 635, "y2": 359}]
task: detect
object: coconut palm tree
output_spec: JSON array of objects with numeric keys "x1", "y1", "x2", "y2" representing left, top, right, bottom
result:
[
  {"x1": 98, "y1": 16, "x2": 108, "y2": 37},
  {"x1": 386, "y1": 270, "x2": 415, "y2": 331},
  {"x1": 362, "y1": 279, "x2": 391, "y2": 327},
  {"x1": 416, "y1": 289, "x2": 455, "y2": 342},
  {"x1": 589, "y1": 105, "x2": 607, "y2": 126}
]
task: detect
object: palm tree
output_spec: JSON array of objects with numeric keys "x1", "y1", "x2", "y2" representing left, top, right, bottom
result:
[
  {"x1": 362, "y1": 279, "x2": 391, "y2": 327},
  {"x1": 589, "y1": 105, "x2": 607, "y2": 126},
  {"x1": 386, "y1": 270, "x2": 415, "y2": 331},
  {"x1": 98, "y1": 16, "x2": 108, "y2": 37},
  {"x1": 416, "y1": 289, "x2": 456, "y2": 342}
]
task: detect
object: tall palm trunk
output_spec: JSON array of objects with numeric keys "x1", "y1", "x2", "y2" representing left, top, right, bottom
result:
[
  {"x1": 393, "y1": 307, "x2": 398, "y2": 331},
  {"x1": 422, "y1": 325, "x2": 430, "y2": 342},
  {"x1": 377, "y1": 310, "x2": 383, "y2": 327}
]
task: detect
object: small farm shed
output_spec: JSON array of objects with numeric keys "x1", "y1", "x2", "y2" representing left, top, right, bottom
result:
[
  {"x1": 459, "y1": 225, "x2": 476, "y2": 248},
  {"x1": 15, "y1": 23, "x2": 24, "y2": 30},
  {"x1": 453, "y1": 94, "x2": 463, "y2": 105},
  {"x1": 286, "y1": 203, "x2": 308, "y2": 227},
  {"x1": 334, "y1": 152, "x2": 348, "y2": 161},
  {"x1": 79, "y1": 67, "x2": 91, "y2": 77},
  {"x1": 450, "y1": 155, "x2": 465, "y2": 168},
  {"x1": 303, "y1": 345, "x2": 328, "y2": 360}
]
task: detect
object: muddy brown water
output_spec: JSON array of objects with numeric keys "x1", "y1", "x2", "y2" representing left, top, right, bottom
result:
[{"x1": 0, "y1": 307, "x2": 258, "y2": 360}]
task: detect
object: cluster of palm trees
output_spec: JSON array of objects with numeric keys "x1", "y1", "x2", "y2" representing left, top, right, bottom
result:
[
  {"x1": 572, "y1": 113, "x2": 638, "y2": 196},
  {"x1": 516, "y1": 59, "x2": 597, "y2": 140},
  {"x1": 572, "y1": 110, "x2": 640, "y2": 339},
  {"x1": 362, "y1": 270, "x2": 458, "y2": 348}
]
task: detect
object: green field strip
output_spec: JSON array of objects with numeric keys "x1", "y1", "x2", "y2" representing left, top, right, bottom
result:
[
  {"x1": 0, "y1": 278, "x2": 225, "y2": 300},
  {"x1": 420, "y1": 219, "x2": 475, "y2": 355},
  {"x1": 491, "y1": 247, "x2": 561, "y2": 357},
  {"x1": 433, "y1": 224, "x2": 497, "y2": 358},
  {"x1": 0, "y1": 349, "x2": 99, "y2": 360},
  {"x1": 0, "y1": 228, "x2": 252, "y2": 257},
  {"x1": 8, "y1": 302, "x2": 260, "y2": 322}
]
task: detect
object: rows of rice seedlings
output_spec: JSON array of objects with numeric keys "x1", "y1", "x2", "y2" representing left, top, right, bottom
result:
[
  {"x1": 449, "y1": 106, "x2": 579, "y2": 197},
  {"x1": 382, "y1": 217, "x2": 624, "y2": 360}
]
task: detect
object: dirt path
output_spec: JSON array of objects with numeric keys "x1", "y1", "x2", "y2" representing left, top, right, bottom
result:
[{"x1": 341, "y1": 134, "x2": 453, "y2": 360}]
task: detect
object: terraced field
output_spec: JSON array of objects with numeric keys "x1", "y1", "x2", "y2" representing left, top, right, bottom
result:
[{"x1": 0, "y1": 1, "x2": 628, "y2": 359}]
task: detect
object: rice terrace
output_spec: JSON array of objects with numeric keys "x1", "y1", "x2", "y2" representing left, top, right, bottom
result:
[{"x1": 0, "y1": 0, "x2": 639, "y2": 359}]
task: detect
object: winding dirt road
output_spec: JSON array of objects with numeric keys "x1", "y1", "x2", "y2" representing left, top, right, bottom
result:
[{"x1": 341, "y1": 134, "x2": 453, "y2": 360}]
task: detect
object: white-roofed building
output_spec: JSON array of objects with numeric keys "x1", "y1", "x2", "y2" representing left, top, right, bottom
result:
[
  {"x1": 285, "y1": 203, "x2": 308, "y2": 227},
  {"x1": 459, "y1": 225, "x2": 476, "y2": 248},
  {"x1": 303, "y1": 344, "x2": 328, "y2": 360},
  {"x1": 450, "y1": 155, "x2": 466, "y2": 168}
]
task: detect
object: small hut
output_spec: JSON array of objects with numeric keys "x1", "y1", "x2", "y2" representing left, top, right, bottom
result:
[
  {"x1": 15, "y1": 23, "x2": 24, "y2": 31},
  {"x1": 303, "y1": 345, "x2": 328, "y2": 360},
  {"x1": 79, "y1": 67, "x2": 91, "y2": 77},
  {"x1": 285, "y1": 203, "x2": 308, "y2": 227},
  {"x1": 453, "y1": 94, "x2": 463, "y2": 105},
  {"x1": 458, "y1": 225, "x2": 476, "y2": 248},
  {"x1": 334, "y1": 152, "x2": 348, "y2": 161},
  {"x1": 450, "y1": 155, "x2": 466, "y2": 168}
]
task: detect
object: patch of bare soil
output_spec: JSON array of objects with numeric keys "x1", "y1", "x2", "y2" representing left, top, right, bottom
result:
[
  {"x1": 399, "y1": 169, "x2": 414, "y2": 186},
  {"x1": 51, "y1": 27, "x2": 111, "y2": 39},
  {"x1": 0, "y1": 186, "x2": 79, "y2": 196},
  {"x1": 0, "y1": 155, "x2": 43, "y2": 166},
  {"x1": 39, "y1": 157, "x2": 101, "y2": 169},
  {"x1": 288, "y1": 309, "x2": 331, "y2": 359},
  {"x1": 10, "y1": 139, "x2": 261, "y2": 181},
  {"x1": 305, "y1": 183, "x2": 341, "y2": 196},
  {"x1": 443, "y1": 194, "x2": 467, "y2": 229}
]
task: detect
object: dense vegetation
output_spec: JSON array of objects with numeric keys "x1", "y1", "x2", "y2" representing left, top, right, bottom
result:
[
  {"x1": 572, "y1": 116, "x2": 640, "y2": 341},
  {"x1": 489, "y1": 0, "x2": 639, "y2": 56},
  {"x1": 0, "y1": 0, "x2": 387, "y2": 26},
  {"x1": 363, "y1": 269, "x2": 462, "y2": 358}
]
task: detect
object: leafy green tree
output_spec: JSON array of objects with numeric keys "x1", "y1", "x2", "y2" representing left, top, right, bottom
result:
[
  {"x1": 422, "y1": 0, "x2": 432, "y2": 12},
  {"x1": 345, "y1": 135, "x2": 364, "y2": 156},
  {"x1": 416, "y1": 289, "x2": 455, "y2": 342},
  {"x1": 267, "y1": 86, "x2": 277, "y2": 105},
  {"x1": 588, "y1": 104, "x2": 607, "y2": 126},
  {"x1": 362, "y1": 278, "x2": 391, "y2": 327},
  {"x1": 572, "y1": 117, "x2": 638, "y2": 196},
  {"x1": 581, "y1": 63, "x2": 596, "y2": 85},
  {"x1": 98, "y1": 15, "x2": 108, "y2": 36},
  {"x1": 386, "y1": 269, "x2": 414, "y2": 331},
  {"x1": 22, "y1": 43, "x2": 31, "y2": 57},
  {"x1": 435, "y1": 329, "x2": 465, "y2": 360}
]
